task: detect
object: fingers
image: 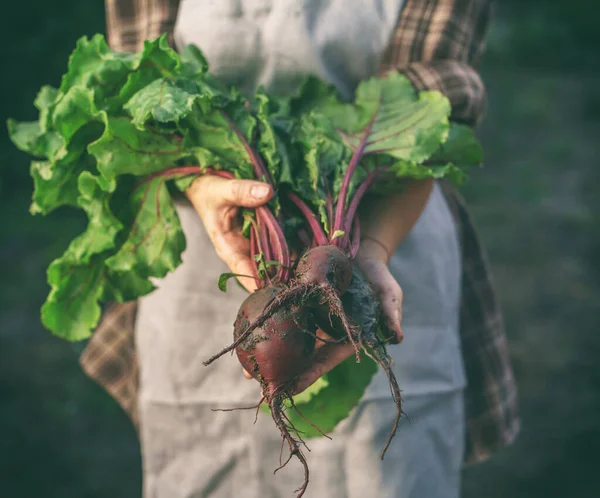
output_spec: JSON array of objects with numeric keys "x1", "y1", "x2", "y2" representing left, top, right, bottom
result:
[
  {"x1": 294, "y1": 342, "x2": 356, "y2": 394},
  {"x1": 356, "y1": 259, "x2": 404, "y2": 344},
  {"x1": 188, "y1": 175, "x2": 273, "y2": 209},
  {"x1": 379, "y1": 281, "x2": 403, "y2": 344},
  {"x1": 216, "y1": 246, "x2": 259, "y2": 293},
  {"x1": 242, "y1": 368, "x2": 252, "y2": 379}
]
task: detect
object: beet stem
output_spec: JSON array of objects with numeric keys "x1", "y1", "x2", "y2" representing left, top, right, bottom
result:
[
  {"x1": 287, "y1": 192, "x2": 328, "y2": 246},
  {"x1": 257, "y1": 207, "x2": 291, "y2": 281},
  {"x1": 342, "y1": 167, "x2": 387, "y2": 250},
  {"x1": 322, "y1": 173, "x2": 334, "y2": 235},
  {"x1": 333, "y1": 103, "x2": 380, "y2": 235},
  {"x1": 219, "y1": 110, "x2": 273, "y2": 185},
  {"x1": 248, "y1": 223, "x2": 262, "y2": 287}
]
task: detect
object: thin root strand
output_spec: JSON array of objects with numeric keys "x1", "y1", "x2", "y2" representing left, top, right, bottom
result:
[
  {"x1": 269, "y1": 396, "x2": 310, "y2": 497},
  {"x1": 317, "y1": 285, "x2": 361, "y2": 361}
]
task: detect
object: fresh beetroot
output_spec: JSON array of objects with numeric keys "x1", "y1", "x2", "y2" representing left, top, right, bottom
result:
[
  {"x1": 233, "y1": 286, "x2": 316, "y2": 392},
  {"x1": 232, "y1": 285, "x2": 320, "y2": 497},
  {"x1": 295, "y1": 245, "x2": 352, "y2": 293},
  {"x1": 201, "y1": 94, "x2": 405, "y2": 496},
  {"x1": 203, "y1": 244, "x2": 359, "y2": 367}
]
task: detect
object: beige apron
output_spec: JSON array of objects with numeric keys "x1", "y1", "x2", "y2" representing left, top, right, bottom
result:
[{"x1": 135, "y1": 1, "x2": 466, "y2": 496}]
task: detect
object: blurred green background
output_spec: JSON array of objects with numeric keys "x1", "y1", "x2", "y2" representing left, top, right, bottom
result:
[{"x1": 1, "y1": 1, "x2": 599, "y2": 497}]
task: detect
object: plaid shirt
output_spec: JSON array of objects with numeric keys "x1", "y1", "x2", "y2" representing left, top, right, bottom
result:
[{"x1": 80, "y1": 0, "x2": 520, "y2": 466}]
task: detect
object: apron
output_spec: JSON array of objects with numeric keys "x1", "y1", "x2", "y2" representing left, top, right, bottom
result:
[{"x1": 135, "y1": 1, "x2": 467, "y2": 496}]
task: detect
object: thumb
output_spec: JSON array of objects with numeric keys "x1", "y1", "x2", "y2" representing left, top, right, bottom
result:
[{"x1": 217, "y1": 178, "x2": 273, "y2": 208}]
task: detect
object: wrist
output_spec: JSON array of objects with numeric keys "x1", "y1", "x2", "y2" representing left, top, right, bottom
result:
[{"x1": 357, "y1": 236, "x2": 390, "y2": 264}]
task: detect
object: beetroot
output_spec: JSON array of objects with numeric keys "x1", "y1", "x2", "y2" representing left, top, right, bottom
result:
[
  {"x1": 232, "y1": 286, "x2": 319, "y2": 497},
  {"x1": 296, "y1": 245, "x2": 352, "y2": 293},
  {"x1": 201, "y1": 98, "x2": 405, "y2": 497},
  {"x1": 233, "y1": 286, "x2": 316, "y2": 392}
]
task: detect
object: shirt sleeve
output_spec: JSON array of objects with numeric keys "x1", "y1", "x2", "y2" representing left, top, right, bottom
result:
[
  {"x1": 380, "y1": 0, "x2": 492, "y2": 127},
  {"x1": 104, "y1": 0, "x2": 181, "y2": 52}
]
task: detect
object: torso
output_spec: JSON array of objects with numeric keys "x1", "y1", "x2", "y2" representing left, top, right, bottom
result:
[{"x1": 135, "y1": 0, "x2": 466, "y2": 409}]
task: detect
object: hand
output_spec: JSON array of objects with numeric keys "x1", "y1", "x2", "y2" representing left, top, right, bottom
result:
[
  {"x1": 354, "y1": 237, "x2": 403, "y2": 344},
  {"x1": 186, "y1": 175, "x2": 273, "y2": 292},
  {"x1": 242, "y1": 238, "x2": 404, "y2": 390}
]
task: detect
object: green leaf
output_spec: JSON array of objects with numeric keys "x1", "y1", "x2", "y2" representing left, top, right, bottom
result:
[
  {"x1": 286, "y1": 352, "x2": 377, "y2": 437},
  {"x1": 105, "y1": 176, "x2": 186, "y2": 280},
  {"x1": 7, "y1": 120, "x2": 65, "y2": 159},
  {"x1": 290, "y1": 376, "x2": 329, "y2": 404},
  {"x1": 125, "y1": 78, "x2": 208, "y2": 127},
  {"x1": 35, "y1": 86, "x2": 60, "y2": 132},
  {"x1": 185, "y1": 103, "x2": 256, "y2": 171},
  {"x1": 286, "y1": 75, "x2": 341, "y2": 118},
  {"x1": 28, "y1": 123, "x2": 105, "y2": 215},
  {"x1": 254, "y1": 91, "x2": 295, "y2": 185},
  {"x1": 323, "y1": 72, "x2": 451, "y2": 163},
  {"x1": 331, "y1": 230, "x2": 345, "y2": 240},
  {"x1": 41, "y1": 172, "x2": 123, "y2": 340},
  {"x1": 52, "y1": 86, "x2": 106, "y2": 142},
  {"x1": 42, "y1": 258, "x2": 106, "y2": 341},
  {"x1": 179, "y1": 44, "x2": 209, "y2": 75},
  {"x1": 429, "y1": 123, "x2": 484, "y2": 166},
  {"x1": 389, "y1": 161, "x2": 466, "y2": 182},
  {"x1": 61, "y1": 34, "x2": 180, "y2": 110},
  {"x1": 217, "y1": 272, "x2": 254, "y2": 292},
  {"x1": 88, "y1": 116, "x2": 186, "y2": 181},
  {"x1": 29, "y1": 155, "x2": 88, "y2": 215},
  {"x1": 104, "y1": 269, "x2": 155, "y2": 303}
]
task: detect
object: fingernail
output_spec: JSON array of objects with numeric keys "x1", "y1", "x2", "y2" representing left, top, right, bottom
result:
[{"x1": 251, "y1": 185, "x2": 270, "y2": 199}]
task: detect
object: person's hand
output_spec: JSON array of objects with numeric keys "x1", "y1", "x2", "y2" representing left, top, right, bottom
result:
[
  {"x1": 242, "y1": 237, "x2": 404, "y2": 390},
  {"x1": 186, "y1": 175, "x2": 273, "y2": 293},
  {"x1": 291, "y1": 238, "x2": 403, "y2": 393}
]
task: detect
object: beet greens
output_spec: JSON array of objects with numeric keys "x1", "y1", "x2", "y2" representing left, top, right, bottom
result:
[{"x1": 8, "y1": 33, "x2": 484, "y2": 498}]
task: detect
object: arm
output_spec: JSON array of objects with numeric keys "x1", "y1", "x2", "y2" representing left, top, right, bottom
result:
[
  {"x1": 354, "y1": 0, "x2": 492, "y2": 339},
  {"x1": 381, "y1": 0, "x2": 492, "y2": 127},
  {"x1": 294, "y1": 0, "x2": 492, "y2": 393}
]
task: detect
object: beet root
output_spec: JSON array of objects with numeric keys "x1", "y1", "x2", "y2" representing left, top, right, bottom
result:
[
  {"x1": 313, "y1": 265, "x2": 404, "y2": 459},
  {"x1": 296, "y1": 245, "x2": 353, "y2": 294},
  {"x1": 233, "y1": 286, "x2": 316, "y2": 391},
  {"x1": 203, "y1": 246, "x2": 361, "y2": 367},
  {"x1": 208, "y1": 286, "x2": 320, "y2": 497}
]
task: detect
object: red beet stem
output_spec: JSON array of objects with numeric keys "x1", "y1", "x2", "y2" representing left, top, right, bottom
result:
[
  {"x1": 287, "y1": 192, "x2": 328, "y2": 246},
  {"x1": 249, "y1": 223, "x2": 262, "y2": 287},
  {"x1": 257, "y1": 207, "x2": 291, "y2": 281},
  {"x1": 340, "y1": 167, "x2": 387, "y2": 250},
  {"x1": 332, "y1": 104, "x2": 380, "y2": 235},
  {"x1": 256, "y1": 214, "x2": 273, "y2": 265},
  {"x1": 219, "y1": 110, "x2": 273, "y2": 186}
]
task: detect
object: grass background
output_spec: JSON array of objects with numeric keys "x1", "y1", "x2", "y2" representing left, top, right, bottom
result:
[{"x1": 1, "y1": 1, "x2": 599, "y2": 496}]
